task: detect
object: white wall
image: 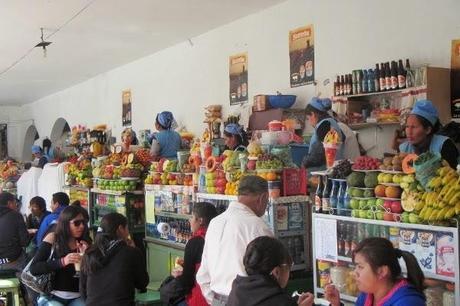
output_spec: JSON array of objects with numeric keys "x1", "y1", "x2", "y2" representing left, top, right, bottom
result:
[{"x1": 2, "y1": 0, "x2": 460, "y2": 160}]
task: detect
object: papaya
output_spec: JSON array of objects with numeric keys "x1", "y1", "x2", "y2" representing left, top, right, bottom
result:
[
  {"x1": 206, "y1": 156, "x2": 217, "y2": 172},
  {"x1": 402, "y1": 154, "x2": 418, "y2": 174}
]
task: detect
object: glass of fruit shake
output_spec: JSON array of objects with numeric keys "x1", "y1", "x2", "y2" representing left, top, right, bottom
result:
[{"x1": 323, "y1": 142, "x2": 341, "y2": 168}]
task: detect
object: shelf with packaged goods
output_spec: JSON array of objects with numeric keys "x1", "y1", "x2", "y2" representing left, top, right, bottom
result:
[
  {"x1": 144, "y1": 237, "x2": 186, "y2": 251},
  {"x1": 315, "y1": 287, "x2": 357, "y2": 303},
  {"x1": 91, "y1": 188, "x2": 144, "y2": 195},
  {"x1": 312, "y1": 212, "x2": 460, "y2": 305},
  {"x1": 332, "y1": 86, "x2": 421, "y2": 100},
  {"x1": 155, "y1": 211, "x2": 191, "y2": 220},
  {"x1": 195, "y1": 193, "x2": 310, "y2": 204}
]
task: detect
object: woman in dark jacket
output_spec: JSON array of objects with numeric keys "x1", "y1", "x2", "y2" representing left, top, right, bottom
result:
[
  {"x1": 80, "y1": 213, "x2": 149, "y2": 306},
  {"x1": 30, "y1": 205, "x2": 90, "y2": 306},
  {"x1": 227, "y1": 236, "x2": 313, "y2": 306}
]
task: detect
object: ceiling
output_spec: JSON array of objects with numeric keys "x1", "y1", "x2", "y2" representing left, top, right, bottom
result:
[{"x1": 0, "y1": 0, "x2": 287, "y2": 106}]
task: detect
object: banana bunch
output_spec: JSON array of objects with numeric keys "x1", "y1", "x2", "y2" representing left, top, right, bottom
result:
[
  {"x1": 324, "y1": 128, "x2": 340, "y2": 144},
  {"x1": 419, "y1": 165, "x2": 460, "y2": 221}
]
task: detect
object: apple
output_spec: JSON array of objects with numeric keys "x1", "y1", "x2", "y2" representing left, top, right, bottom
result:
[
  {"x1": 351, "y1": 209, "x2": 360, "y2": 218},
  {"x1": 366, "y1": 210, "x2": 375, "y2": 220},
  {"x1": 375, "y1": 211, "x2": 384, "y2": 220},
  {"x1": 216, "y1": 178, "x2": 227, "y2": 188},
  {"x1": 391, "y1": 201, "x2": 403, "y2": 214},
  {"x1": 367, "y1": 198, "x2": 376, "y2": 208},
  {"x1": 359, "y1": 210, "x2": 368, "y2": 219},
  {"x1": 383, "y1": 200, "x2": 392, "y2": 212},
  {"x1": 350, "y1": 199, "x2": 359, "y2": 209},
  {"x1": 359, "y1": 200, "x2": 368, "y2": 210},
  {"x1": 383, "y1": 212, "x2": 394, "y2": 222},
  {"x1": 377, "y1": 173, "x2": 386, "y2": 184},
  {"x1": 409, "y1": 213, "x2": 420, "y2": 224},
  {"x1": 384, "y1": 174, "x2": 393, "y2": 183},
  {"x1": 392, "y1": 174, "x2": 402, "y2": 184},
  {"x1": 216, "y1": 186, "x2": 225, "y2": 194},
  {"x1": 375, "y1": 198, "x2": 385, "y2": 210},
  {"x1": 401, "y1": 212, "x2": 410, "y2": 223}
]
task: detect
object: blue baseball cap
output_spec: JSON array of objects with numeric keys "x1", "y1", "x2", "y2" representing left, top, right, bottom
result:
[
  {"x1": 31, "y1": 145, "x2": 41, "y2": 154},
  {"x1": 410, "y1": 99, "x2": 438, "y2": 126},
  {"x1": 309, "y1": 97, "x2": 332, "y2": 112},
  {"x1": 224, "y1": 123, "x2": 243, "y2": 137}
]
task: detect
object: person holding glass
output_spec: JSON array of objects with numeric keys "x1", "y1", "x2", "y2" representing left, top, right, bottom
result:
[{"x1": 30, "y1": 205, "x2": 90, "y2": 306}]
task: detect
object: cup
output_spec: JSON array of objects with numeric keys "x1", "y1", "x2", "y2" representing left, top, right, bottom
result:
[
  {"x1": 73, "y1": 252, "x2": 84, "y2": 277},
  {"x1": 323, "y1": 142, "x2": 341, "y2": 168}
]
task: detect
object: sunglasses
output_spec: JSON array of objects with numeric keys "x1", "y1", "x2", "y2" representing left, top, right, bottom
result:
[{"x1": 70, "y1": 219, "x2": 86, "y2": 227}]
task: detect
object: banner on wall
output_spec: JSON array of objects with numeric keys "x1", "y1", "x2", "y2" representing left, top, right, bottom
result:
[
  {"x1": 229, "y1": 53, "x2": 248, "y2": 105},
  {"x1": 451, "y1": 39, "x2": 460, "y2": 118},
  {"x1": 122, "y1": 89, "x2": 132, "y2": 126},
  {"x1": 289, "y1": 24, "x2": 314, "y2": 87}
]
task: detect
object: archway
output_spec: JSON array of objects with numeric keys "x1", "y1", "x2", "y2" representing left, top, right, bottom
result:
[
  {"x1": 50, "y1": 118, "x2": 70, "y2": 144},
  {"x1": 22, "y1": 125, "x2": 39, "y2": 161}
]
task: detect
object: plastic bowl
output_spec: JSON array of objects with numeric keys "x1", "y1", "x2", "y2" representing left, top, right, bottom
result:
[
  {"x1": 277, "y1": 131, "x2": 292, "y2": 145},
  {"x1": 267, "y1": 95, "x2": 296, "y2": 109},
  {"x1": 261, "y1": 131, "x2": 278, "y2": 145}
]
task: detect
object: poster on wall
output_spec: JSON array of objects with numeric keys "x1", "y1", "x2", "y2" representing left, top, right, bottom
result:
[
  {"x1": 451, "y1": 39, "x2": 460, "y2": 118},
  {"x1": 289, "y1": 24, "x2": 314, "y2": 87},
  {"x1": 122, "y1": 89, "x2": 132, "y2": 126},
  {"x1": 229, "y1": 52, "x2": 248, "y2": 105}
]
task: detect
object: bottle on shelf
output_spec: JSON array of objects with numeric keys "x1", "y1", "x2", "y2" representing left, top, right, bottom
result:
[
  {"x1": 337, "y1": 181, "x2": 347, "y2": 216},
  {"x1": 397, "y1": 59, "x2": 406, "y2": 89},
  {"x1": 367, "y1": 69, "x2": 375, "y2": 93},
  {"x1": 384, "y1": 62, "x2": 391, "y2": 91},
  {"x1": 344, "y1": 222, "x2": 352, "y2": 257},
  {"x1": 374, "y1": 64, "x2": 380, "y2": 92},
  {"x1": 329, "y1": 180, "x2": 339, "y2": 213},
  {"x1": 314, "y1": 176, "x2": 324, "y2": 213},
  {"x1": 352, "y1": 71, "x2": 358, "y2": 95},
  {"x1": 340, "y1": 75, "x2": 345, "y2": 95},
  {"x1": 335, "y1": 76, "x2": 340, "y2": 96},
  {"x1": 405, "y1": 59, "x2": 414, "y2": 88},
  {"x1": 362, "y1": 70, "x2": 368, "y2": 93},
  {"x1": 356, "y1": 70, "x2": 363, "y2": 94},
  {"x1": 322, "y1": 176, "x2": 332, "y2": 214},
  {"x1": 390, "y1": 61, "x2": 398, "y2": 90},
  {"x1": 379, "y1": 62, "x2": 386, "y2": 91},
  {"x1": 337, "y1": 221, "x2": 346, "y2": 256},
  {"x1": 345, "y1": 75, "x2": 350, "y2": 95}
]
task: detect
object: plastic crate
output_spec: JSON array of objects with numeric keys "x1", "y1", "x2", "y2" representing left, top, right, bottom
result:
[{"x1": 282, "y1": 168, "x2": 307, "y2": 196}]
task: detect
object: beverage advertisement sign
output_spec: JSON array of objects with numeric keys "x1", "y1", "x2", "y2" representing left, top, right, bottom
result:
[
  {"x1": 451, "y1": 39, "x2": 460, "y2": 118},
  {"x1": 289, "y1": 24, "x2": 314, "y2": 87},
  {"x1": 229, "y1": 53, "x2": 248, "y2": 105},
  {"x1": 122, "y1": 89, "x2": 132, "y2": 126}
]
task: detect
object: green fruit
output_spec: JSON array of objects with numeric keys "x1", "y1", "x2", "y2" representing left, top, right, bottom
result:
[
  {"x1": 347, "y1": 172, "x2": 366, "y2": 187},
  {"x1": 359, "y1": 200, "x2": 368, "y2": 209},
  {"x1": 359, "y1": 210, "x2": 368, "y2": 219},
  {"x1": 363, "y1": 190, "x2": 375, "y2": 197},
  {"x1": 364, "y1": 172, "x2": 379, "y2": 188},
  {"x1": 353, "y1": 189, "x2": 364, "y2": 198},
  {"x1": 367, "y1": 198, "x2": 376, "y2": 207},
  {"x1": 350, "y1": 199, "x2": 359, "y2": 209}
]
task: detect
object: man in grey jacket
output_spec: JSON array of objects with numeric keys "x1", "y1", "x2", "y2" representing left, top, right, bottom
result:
[{"x1": 0, "y1": 192, "x2": 29, "y2": 272}]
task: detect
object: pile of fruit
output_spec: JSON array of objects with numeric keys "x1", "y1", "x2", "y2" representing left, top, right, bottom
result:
[
  {"x1": 95, "y1": 179, "x2": 138, "y2": 191},
  {"x1": 255, "y1": 154, "x2": 283, "y2": 170},
  {"x1": 135, "y1": 149, "x2": 153, "y2": 167},
  {"x1": 65, "y1": 159, "x2": 93, "y2": 188},
  {"x1": 0, "y1": 160, "x2": 19, "y2": 181},
  {"x1": 328, "y1": 159, "x2": 352, "y2": 179},
  {"x1": 352, "y1": 156, "x2": 381, "y2": 170},
  {"x1": 380, "y1": 153, "x2": 406, "y2": 172}
]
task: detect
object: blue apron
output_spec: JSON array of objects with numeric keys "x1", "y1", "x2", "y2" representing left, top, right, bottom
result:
[
  {"x1": 154, "y1": 130, "x2": 182, "y2": 159},
  {"x1": 399, "y1": 134, "x2": 448, "y2": 154},
  {"x1": 307, "y1": 118, "x2": 345, "y2": 172}
]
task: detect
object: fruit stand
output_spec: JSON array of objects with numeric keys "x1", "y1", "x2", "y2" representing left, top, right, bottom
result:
[{"x1": 311, "y1": 152, "x2": 460, "y2": 304}]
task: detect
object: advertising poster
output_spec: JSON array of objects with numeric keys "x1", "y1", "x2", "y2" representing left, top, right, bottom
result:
[
  {"x1": 229, "y1": 52, "x2": 248, "y2": 105},
  {"x1": 122, "y1": 89, "x2": 132, "y2": 126},
  {"x1": 289, "y1": 24, "x2": 314, "y2": 87},
  {"x1": 451, "y1": 39, "x2": 460, "y2": 118}
]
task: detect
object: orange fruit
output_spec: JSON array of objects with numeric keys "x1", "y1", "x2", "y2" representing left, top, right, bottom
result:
[
  {"x1": 374, "y1": 185, "x2": 386, "y2": 197},
  {"x1": 266, "y1": 172, "x2": 277, "y2": 181},
  {"x1": 385, "y1": 186, "x2": 402, "y2": 198}
]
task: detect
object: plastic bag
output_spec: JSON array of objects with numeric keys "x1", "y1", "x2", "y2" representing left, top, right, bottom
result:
[{"x1": 414, "y1": 152, "x2": 441, "y2": 189}]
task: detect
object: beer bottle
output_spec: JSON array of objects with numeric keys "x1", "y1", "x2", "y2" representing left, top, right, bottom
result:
[
  {"x1": 405, "y1": 59, "x2": 414, "y2": 88},
  {"x1": 322, "y1": 176, "x2": 332, "y2": 213},
  {"x1": 362, "y1": 70, "x2": 368, "y2": 93},
  {"x1": 349, "y1": 74, "x2": 353, "y2": 94},
  {"x1": 335, "y1": 76, "x2": 340, "y2": 96},
  {"x1": 379, "y1": 63, "x2": 386, "y2": 91},
  {"x1": 314, "y1": 176, "x2": 324, "y2": 213},
  {"x1": 390, "y1": 61, "x2": 398, "y2": 90},
  {"x1": 385, "y1": 62, "x2": 391, "y2": 91},
  {"x1": 367, "y1": 69, "x2": 375, "y2": 92},
  {"x1": 346, "y1": 74, "x2": 351, "y2": 95},
  {"x1": 340, "y1": 75, "x2": 345, "y2": 95},
  {"x1": 397, "y1": 59, "x2": 406, "y2": 89},
  {"x1": 374, "y1": 64, "x2": 380, "y2": 92}
]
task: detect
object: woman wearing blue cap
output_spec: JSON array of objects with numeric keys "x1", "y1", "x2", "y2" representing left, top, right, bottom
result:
[
  {"x1": 302, "y1": 97, "x2": 345, "y2": 171},
  {"x1": 223, "y1": 123, "x2": 249, "y2": 152},
  {"x1": 399, "y1": 99, "x2": 458, "y2": 168},
  {"x1": 31, "y1": 145, "x2": 48, "y2": 168},
  {"x1": 150, "y1": 111, "x2": 182, "y2": 159}
]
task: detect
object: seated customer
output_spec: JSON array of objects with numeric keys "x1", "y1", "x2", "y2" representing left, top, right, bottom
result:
[
  {"x1": 173, "y1": 202, "x2": 218, "y2": 306},
  {"x1": 325, "y1": 237, "x2": 425, "y2": 306},
  {"x1": 26, "y1": 196, "x2": 50, "y2": 237},
  {"x1": 80, "y1": 213, "x2": 148, "y2": 306},
  {"x1": 227, "y1": 236, "x2": 313, "y2": 306}
]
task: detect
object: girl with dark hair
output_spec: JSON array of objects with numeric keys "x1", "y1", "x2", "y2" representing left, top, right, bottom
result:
[
  {"x1": 26, "y1": 196, "x2": 50, "y2": 235},
  {"x1": 150, "y1": 111, "x2": 182, "y2": 159},
  {"x1": 169, "y1": 202, "x2": 218, "y2": 306},
  {"x1": 397, "y1": 99, "x2": 458, "y2": 168},
  {"x1": 30, "y1": 205, "x2": 90, "y2": 306},
  {"x1": 227, "y1": 236, "x2": 313, "y2": 306},
  {"x1": 223, "y1": 123, "x2": 249, "y2": 152},
  {"x1": 325, "y1": 237, "x2": 425, "y2": 306},
  {"x1": 302, "y1": 97, "x2": 345, "y2": 171},
  {"x1": 80, "y1": 213, "x2": 148, "y2": 306}
]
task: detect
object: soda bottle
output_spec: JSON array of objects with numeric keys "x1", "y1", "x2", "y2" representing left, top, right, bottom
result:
[
  {"x1": 314, "y1": 176, "x2": 324, "y2": 213},
  {"x1": 322, "y1": 176, "x2": 332, "y2": 213},
  {"x1": 329, "y1": 180, "x2": 339, "y2": 213}
]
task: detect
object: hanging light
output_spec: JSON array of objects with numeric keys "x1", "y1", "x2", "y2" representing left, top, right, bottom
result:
[{"x1": 35, "y1": 28, "x2": 52, "y2": 57}]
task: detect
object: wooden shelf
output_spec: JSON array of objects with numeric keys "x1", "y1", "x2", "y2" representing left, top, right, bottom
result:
[{"x1": 349, "y1": 121, "x2": 399, "y2": 130}]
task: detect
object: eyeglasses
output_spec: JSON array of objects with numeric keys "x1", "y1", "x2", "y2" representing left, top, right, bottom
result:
[{"x1": 70, "y1": 219, "x2": 86, "y2": 227}]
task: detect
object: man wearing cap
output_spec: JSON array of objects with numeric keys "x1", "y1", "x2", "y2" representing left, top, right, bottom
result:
[
  {"x1": 196, "y1": 176, "x2": 273, "y2": 306},
  {"x1": 302, "y1": 97, "x2": 345, "y2": 171},
  {"x1": 150, "y1": 111, "x2": 182, "y2": 159},
  {"x1": 0, "y1": 192, "x2": 29, "y2": 272},
  {"x1": 399, "y1": 99, "x2": 458, "y2": 168},
  {"x1": 31, "y1": 144, "x2": 48, "y2": 168}
]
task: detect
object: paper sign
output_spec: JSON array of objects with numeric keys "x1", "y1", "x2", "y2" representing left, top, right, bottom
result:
[
  {"x1": 314, "y1": 217, "x2": 338, "y2": 262},
  {"x1": 145, "y1": 190, "x2": 156, "y2": 224}
]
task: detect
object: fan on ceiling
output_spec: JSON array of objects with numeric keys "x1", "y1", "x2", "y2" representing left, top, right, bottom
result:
[{"x1": 35, "y1": 27, "x2": 52, "y2": 57}]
